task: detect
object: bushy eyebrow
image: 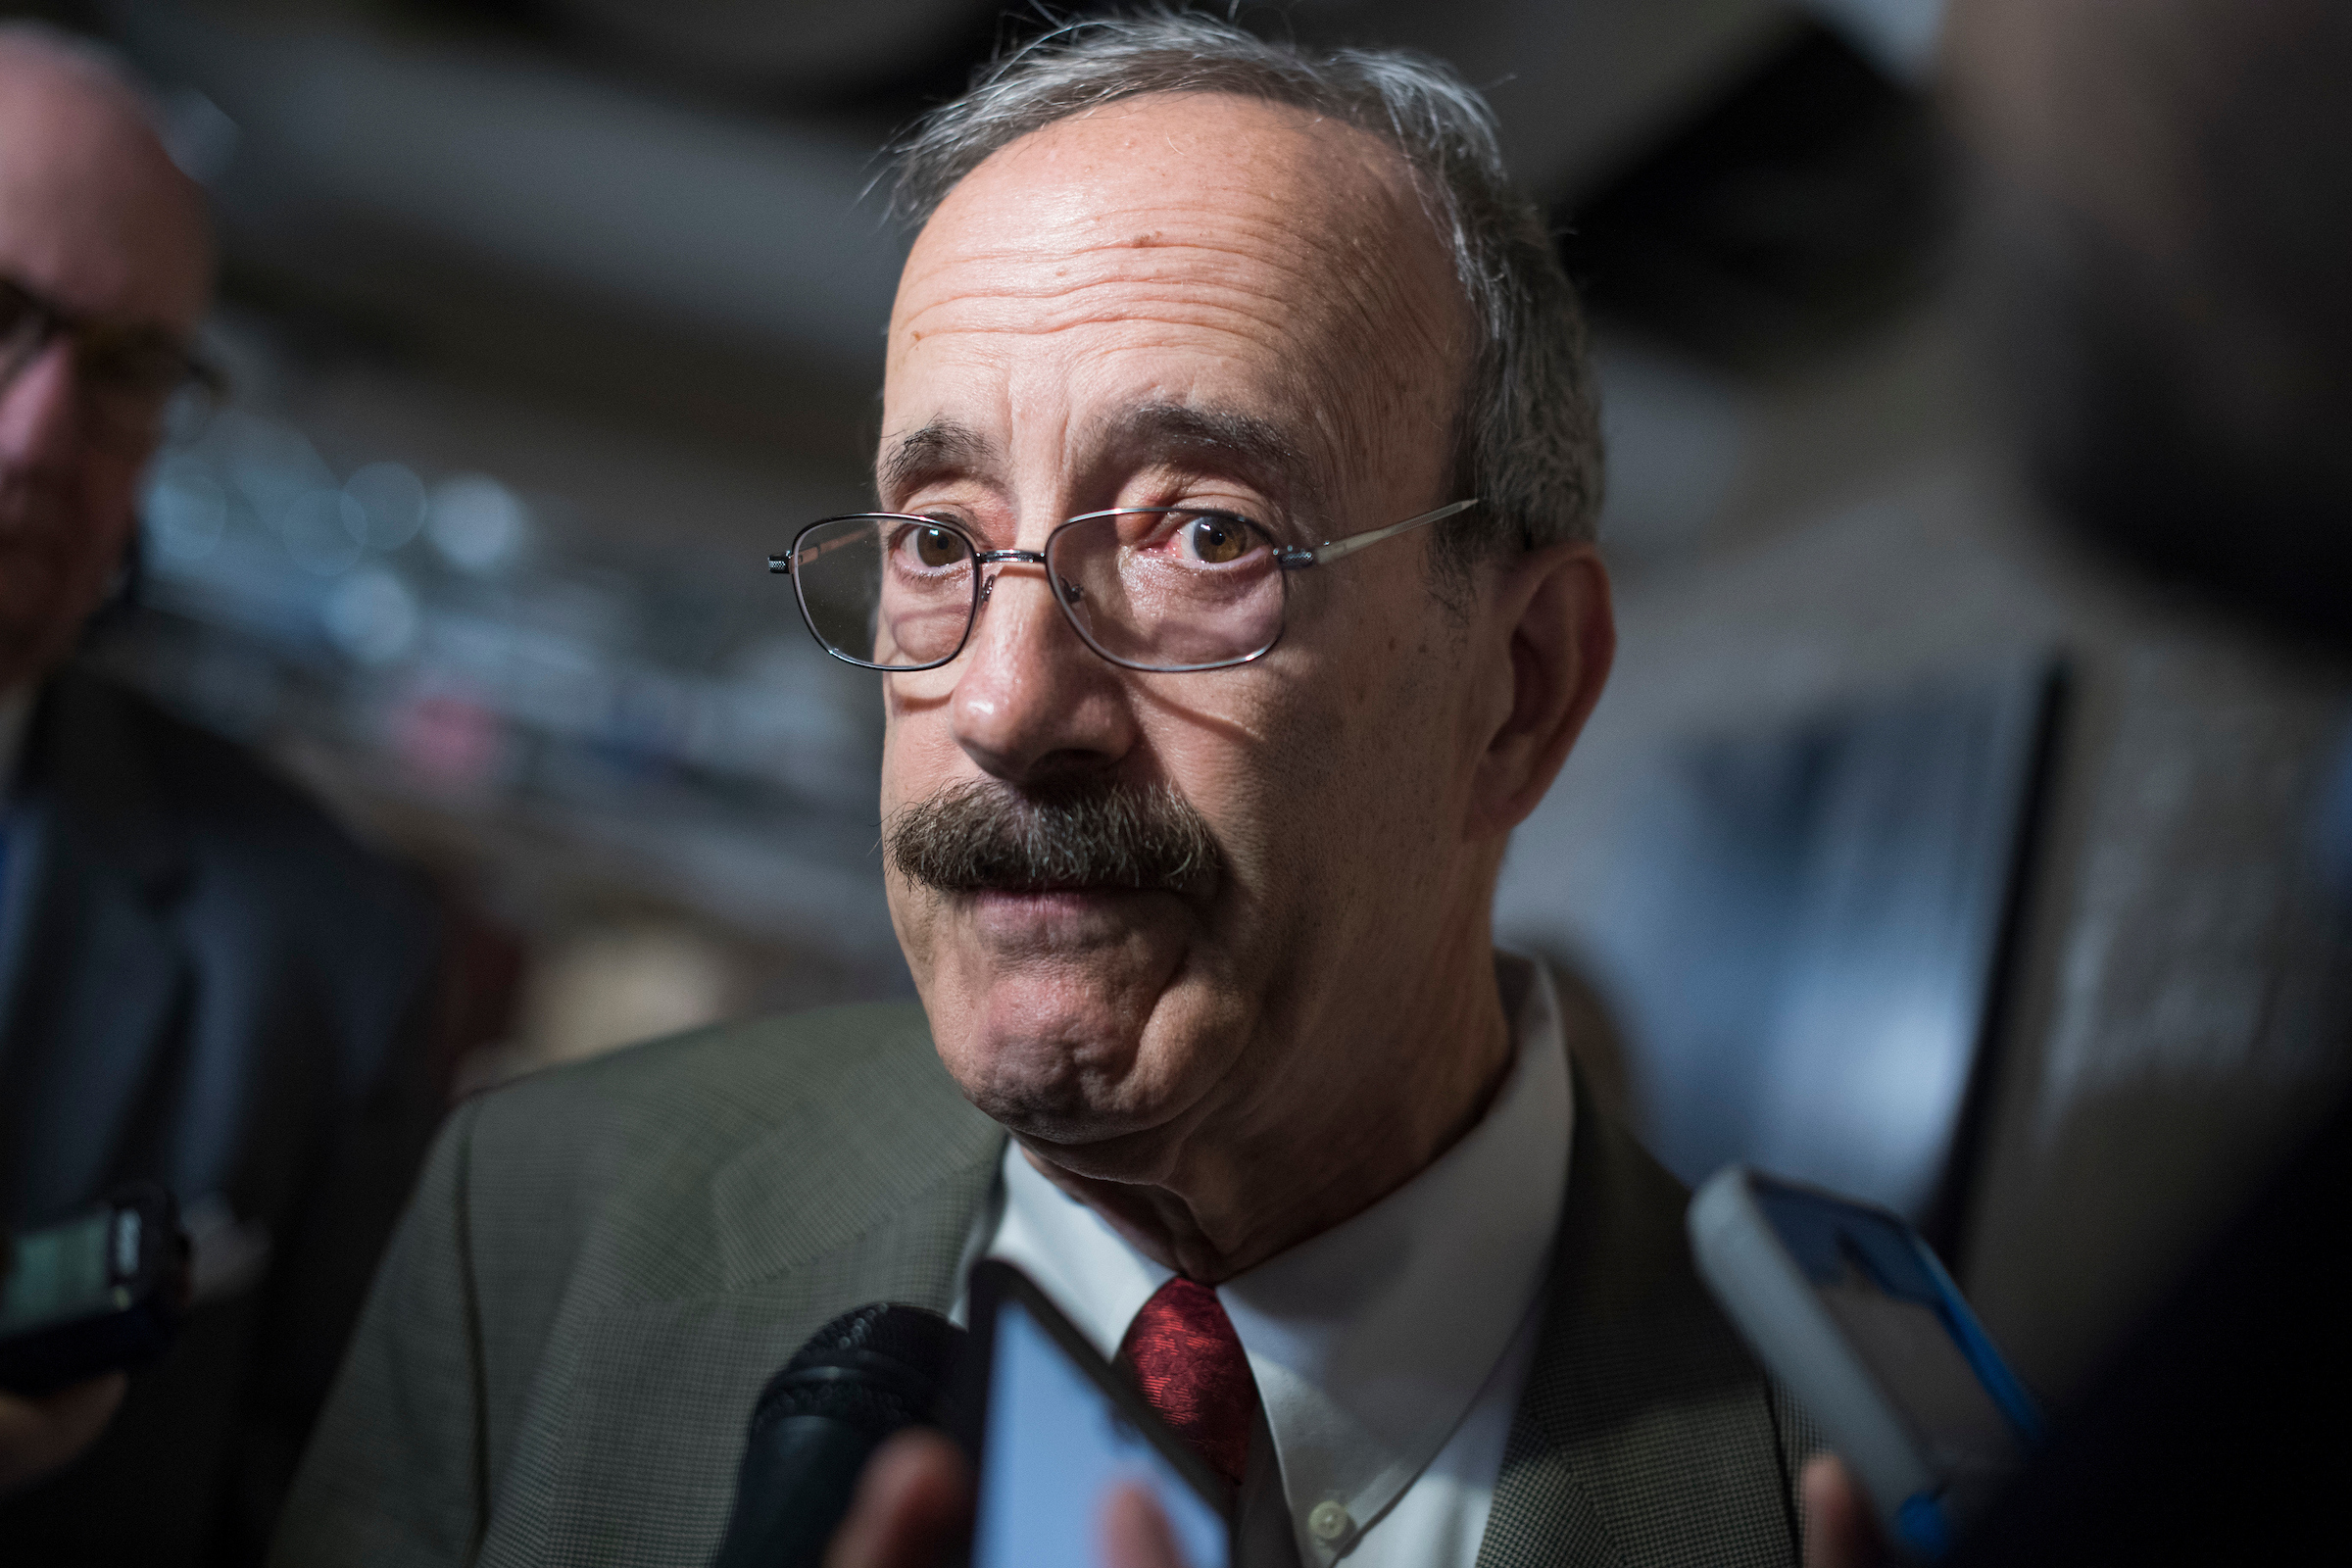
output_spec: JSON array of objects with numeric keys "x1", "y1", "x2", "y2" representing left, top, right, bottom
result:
[
  {"x1": 878, "y1": 417, "x2": 991, "y2": 504},
  {"x1": 1100, "y1": 402, "x2": 1325, "y2": 515},
  {"x1": 878, "y1": 403, "x2": 1328, "y2": 518}
]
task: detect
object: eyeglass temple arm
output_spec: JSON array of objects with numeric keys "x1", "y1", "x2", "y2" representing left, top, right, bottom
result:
[
  {"x1": 3, "y1": 286, "x2": 224, "y2": 394},
  {"x1": 768, "y1": 530, "x2": 873, "y2": 574},
  {"x1": 1279, "y1": 499, "x2": 1479, "y2": 569}
]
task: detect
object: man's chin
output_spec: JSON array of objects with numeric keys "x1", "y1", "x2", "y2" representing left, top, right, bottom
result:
[
  {"x1": 951, "y1": 1021, "x2": 1201, "y2": 1154},
  {"x1": 939, "y1": 989, "x2": 1158, "y2": 1141},
  {"x1": 912, "y1": 905, "x2": 1200, "y2": 1125}
]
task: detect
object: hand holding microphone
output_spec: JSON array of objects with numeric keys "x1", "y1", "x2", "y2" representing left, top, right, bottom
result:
[
  {"x1": 711, "y1": 1304, "x2": 967, "y2": 1568},
  {"x1": 717, "y1": 1282, "x2": 1208, "y2": 1568},
  {"x1": 0, "y1": 1375, "x2": 126, "y2": 1496}
]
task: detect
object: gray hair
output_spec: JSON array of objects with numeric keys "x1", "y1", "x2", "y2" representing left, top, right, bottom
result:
[{"x1": 889, "y1": 11, "x2": 1603, "y2": 568}]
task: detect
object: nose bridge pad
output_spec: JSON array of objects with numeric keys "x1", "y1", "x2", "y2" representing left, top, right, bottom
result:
[{"x1": 969, "y1": 557, "x2": 1082, "y2": 663}]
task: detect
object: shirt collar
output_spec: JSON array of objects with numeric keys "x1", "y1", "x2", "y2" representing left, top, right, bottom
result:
[{"x1": 984, "y1": 952, "x2": 1574, "y2": 1564}]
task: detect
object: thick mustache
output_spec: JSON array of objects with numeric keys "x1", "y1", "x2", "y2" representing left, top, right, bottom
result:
[{"x1": 884, "y1": 777, "x2": 1221, "y2": 896}]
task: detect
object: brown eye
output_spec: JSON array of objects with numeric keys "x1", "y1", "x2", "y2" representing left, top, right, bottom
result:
[
  {"x1": 908, "y1": 525, "x2": 965, "y2": 569},
  {"x1": 1182, "y1": 514, "x2": 1249, "y2": 565}
]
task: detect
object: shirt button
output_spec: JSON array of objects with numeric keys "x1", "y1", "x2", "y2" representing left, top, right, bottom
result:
[{"x1": 1308, "y1": 1500, "x2": 1351, "y2": 1543}]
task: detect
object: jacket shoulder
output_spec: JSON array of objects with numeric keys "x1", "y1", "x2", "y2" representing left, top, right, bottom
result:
[
  {"x1": 442, "y1": 1004, "x2": 993, "y2": 1515},
  {"x1": 470, "y1": 999, "x2": 946, "y2": 1149},
  {"x1": 274, "y1": 1003, "x2": 998, "y2": 1567},
  {"x1": 450, "y1": 1002, "x2": 984, "y2": 1295}
]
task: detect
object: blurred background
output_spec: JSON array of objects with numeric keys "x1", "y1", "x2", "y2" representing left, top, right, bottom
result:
[{"x1": 12, "y1": 0, "x2": 2348, "y2": 1407}]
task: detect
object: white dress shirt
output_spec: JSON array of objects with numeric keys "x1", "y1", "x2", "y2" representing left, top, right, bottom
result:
[{"x1": 966, "y1": 953, "x2": 1573, "y2": 1568}]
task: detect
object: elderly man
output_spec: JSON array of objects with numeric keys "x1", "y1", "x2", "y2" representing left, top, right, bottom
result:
[
  {"x1": 278, "y1": 18, "x2": 1814, "y2": 1568},
  {"x1": 0, "y1": 26, "x2": 442, "y2": 1562}
]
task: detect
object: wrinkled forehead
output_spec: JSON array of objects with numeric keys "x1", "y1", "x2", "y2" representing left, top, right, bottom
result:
[
  {"x1": 882, "y1": 92, "x2": 1470, "y2": 507},
  {"x1": 0, "y1": 46, "x2": 212, "y2": 329}
]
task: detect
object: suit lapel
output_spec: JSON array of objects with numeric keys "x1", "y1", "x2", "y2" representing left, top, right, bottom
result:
[
  {"x1": 0, "y1": 850, "x2": 188, "y2": 1221},
  {"x1": 0, "y1": 672, "x2": 190, "y2": 1224},
  {"x1": 503, "y1": 1020, "x2": 1008, "y2": 1568},
  {"x1": 1478, "y1": 1068, "x2": 1802, "y2": 1568},
  {"x1": 710, "y1": 1025, "x2": 1009, "y2": 1292}
]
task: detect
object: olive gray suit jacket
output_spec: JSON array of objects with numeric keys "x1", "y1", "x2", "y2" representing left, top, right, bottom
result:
[{"x1": 274, "y1": 1003, "x2": 1819, "y2": 1568}]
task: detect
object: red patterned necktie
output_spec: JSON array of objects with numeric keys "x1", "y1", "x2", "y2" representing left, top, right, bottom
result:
[{"x1": 1118, "y1": 1276, "x2": 1259, "y2": 1490}]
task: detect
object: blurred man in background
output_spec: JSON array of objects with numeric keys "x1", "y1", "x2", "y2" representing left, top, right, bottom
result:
[
  {"x1": 1953, "y1": 0, "x2": 2352, "y2": 646},
  {"x1": 1798, "y1": 0, "x2": 2352, "y2": 1561},
  {"x1": 0, "y1": 24, "x2": 443, "y2": 1564}
]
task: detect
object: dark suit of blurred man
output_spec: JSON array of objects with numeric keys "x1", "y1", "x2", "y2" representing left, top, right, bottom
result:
[{"x1": 0, "y1": 26, "x2": 442, "y2": 1564}]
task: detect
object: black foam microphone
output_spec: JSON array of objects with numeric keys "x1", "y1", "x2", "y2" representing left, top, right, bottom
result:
[{"x1": 710, "y1": 1303, "x2": 969, "y2": 1568}]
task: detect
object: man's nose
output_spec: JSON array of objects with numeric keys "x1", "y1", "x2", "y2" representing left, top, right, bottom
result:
[
  {"x1": 947, "y1": 560, "x2": 1138, "y2": 785},
  {"x1": 0, "y1": 340, "x2": 86, "y2": 468}
]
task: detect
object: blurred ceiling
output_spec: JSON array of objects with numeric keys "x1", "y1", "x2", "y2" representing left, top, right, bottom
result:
[
  {"x1": 98, "y1": 0, "x2": 1946, "y2": 433},
  {"x1": 115, "y1": 3, "x2": 905, "y2": 383},
  {"x1": 533, "y1": 0, "x2": 995, "y2": 96},
  {"x1": 1565, "y1": 21, "x2": 1944, "y2": 372}
]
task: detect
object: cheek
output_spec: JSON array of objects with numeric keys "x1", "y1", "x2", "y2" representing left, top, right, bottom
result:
[
  {"x1": 0, "y1": 466, "x2": 135, "y2": 588},
  {"x1": 1278, "y1": 614, "x2": 1468, "y2": 885},
  {"x1": 1132, "y1": 668, "x2": 1370, "y2": 1026},
  {"x1": 877, "y1": 690, "x2": 961, "y2": 957},
  {"x1": 877, "y1": 671, "x2": 967, "y2": 812},
  {"x1": 71, "y1": 466, "x2": 144, "y2": 590},
  {"x1": 1135, "y1": 673, "x2": 1313, "y2": 894}
]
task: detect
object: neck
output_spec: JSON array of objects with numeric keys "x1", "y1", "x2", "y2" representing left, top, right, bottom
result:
[{"x1": 1020, "y1": 908, "x2": 1516, "y2": 1283}]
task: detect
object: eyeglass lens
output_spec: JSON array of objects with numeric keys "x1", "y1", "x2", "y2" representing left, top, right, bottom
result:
[
  {"x1": 791, "y1": 511, "x2": 1289, "y2": 672},
  {"x1": 0, "y1": 282, "x2": 47, "y2": 385},
  {"x1": 0, "y1": 279, "x2": 217, "y2": 450}
]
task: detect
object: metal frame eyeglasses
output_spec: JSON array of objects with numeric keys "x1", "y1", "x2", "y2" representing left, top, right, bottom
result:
[
  {"x1": 769, "y1": 499, "x2": 1477, "y2": 674},
  {"x1": 0, "y1": 274, "x2": 225, "y2": 453}
]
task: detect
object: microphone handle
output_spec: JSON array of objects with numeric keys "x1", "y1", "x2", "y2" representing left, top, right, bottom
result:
[{"x1": 710, "y1": 1413, "x2": 889, "y2": 1568}]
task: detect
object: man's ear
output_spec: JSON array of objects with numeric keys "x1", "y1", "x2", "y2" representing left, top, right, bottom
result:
[{"x1": 1470, "y1": 540, "x2": 1614, "y2": 835}]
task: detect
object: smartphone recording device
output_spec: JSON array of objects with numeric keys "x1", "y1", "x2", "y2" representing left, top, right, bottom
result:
[
  {"x1": 0, "y1": 1185, "x2": 189, "y2": 1396},
  {"x1": 962, "y1": 1261, "x2": 1235, "y2": 1568},
  {"x1": 1690, "y1": 1167, "x2": 2041, "y2": 1560}
]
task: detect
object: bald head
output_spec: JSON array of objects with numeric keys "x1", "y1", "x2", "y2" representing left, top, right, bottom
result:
[
  {"x1": 889, "y1": 92, "x2": 1473, "y2": 533},
  {"x1": 0, "y1": 25, "x2": 215, "y2": 691},
  {"x1": 0, "y1": 26, "x2": 213, "y2": 329}
]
